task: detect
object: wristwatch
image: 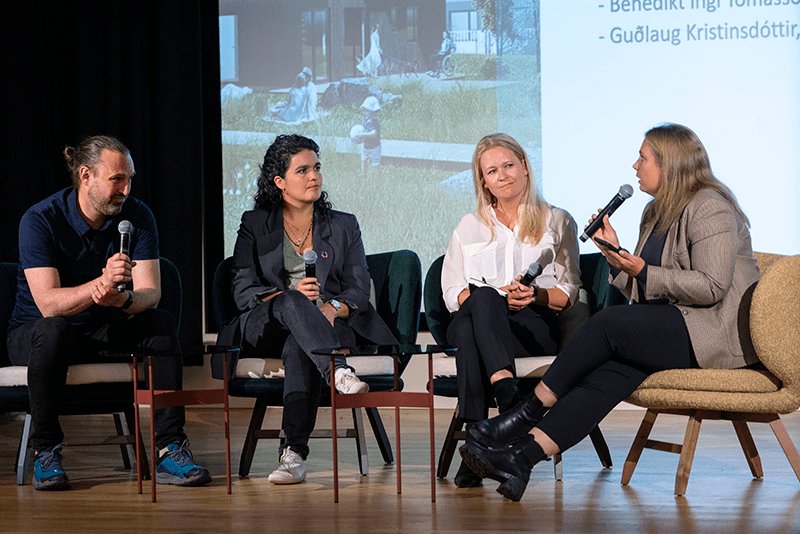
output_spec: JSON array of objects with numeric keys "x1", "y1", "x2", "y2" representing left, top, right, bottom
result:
[
  {"x1": 121, "y1": 290, "x2": 134, "y2": 310},
  {"x1": 329, "y1": 299, "x2": 341, "y2": 317}
]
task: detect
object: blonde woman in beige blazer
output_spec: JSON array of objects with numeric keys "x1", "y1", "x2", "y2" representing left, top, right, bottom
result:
[{"x1": 459, "y1": 123, "x2": 760, "y2": 502}]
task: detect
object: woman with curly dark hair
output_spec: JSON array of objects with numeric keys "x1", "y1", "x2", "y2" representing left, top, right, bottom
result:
[{"x1": 218, "y1": 134, "x2": 397, "y2": 484}]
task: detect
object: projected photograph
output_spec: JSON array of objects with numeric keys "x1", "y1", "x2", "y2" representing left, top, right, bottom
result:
[{"x1": 219, "y1": 0, "x2": 542, "y2": 273}]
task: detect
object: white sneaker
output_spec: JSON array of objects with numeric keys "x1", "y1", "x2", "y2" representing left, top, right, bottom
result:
[
  {"x1": 334, "y1": 368, "x2": 369, "y2": 394},
  {"x1": 268, "y1": 448, "x2": 306, "y2": 485}
]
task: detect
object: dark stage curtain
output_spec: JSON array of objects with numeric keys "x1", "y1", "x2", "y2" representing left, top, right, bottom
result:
[{"x1": 0, "y1": 1, "x2": 224, "y2": 354}]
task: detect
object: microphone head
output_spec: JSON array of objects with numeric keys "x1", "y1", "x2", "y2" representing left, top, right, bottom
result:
[
  {"x1": 619, "y1": 184, "x2": 634, "y2": 199},
  {"x1": 303, "y1": 249, "x2": 317, "y2": 264},
  {"x1": 118, "y1": 220, "x2": 133, "y2": 235},
  {"x1": 527, "y1": 262, "x2": 543, "y2": 278}
]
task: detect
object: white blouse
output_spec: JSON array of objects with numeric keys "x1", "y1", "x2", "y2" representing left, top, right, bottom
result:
[{"x1": 441, "y1": 205, "x2": 582, "y2": 313}]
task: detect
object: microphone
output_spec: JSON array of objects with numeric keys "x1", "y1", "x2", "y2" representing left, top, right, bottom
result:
[
  {"x1": 303, "y1": 249, "x2": 317, "y2": 279},
  {"x1": 519, "y1": 262, "x2": 543, "y2": 287},
  {"x1": 580, "y1": 184, "x2": 634, "y2": 242},
  {"x1": 117, "y1": 220, "x2": 133, "y2": 292}
]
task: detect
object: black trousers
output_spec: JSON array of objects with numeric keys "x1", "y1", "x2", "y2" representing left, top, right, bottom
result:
[
  {"x1": 537, "y1": 303, "x2": 696, "y2": 451},
  {"x1": 7, "y1": 308, "x2": 186, "y2": 452},
  {"x1": 429, "y1": 53, "x2": 446, "y2": 70},
  {"x1": 242, "y1": 290, "x2": 354, "y2": 460},
  {"x1": 447, "y1": 286, "x2": 559, "y2": 422}
]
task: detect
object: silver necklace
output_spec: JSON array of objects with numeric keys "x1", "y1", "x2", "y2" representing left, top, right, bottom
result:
[{"x1": 285, "y1": 217, "x2": 313, "y2": 248}]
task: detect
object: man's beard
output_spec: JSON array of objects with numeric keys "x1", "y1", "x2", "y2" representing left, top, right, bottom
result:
[{"x1": 88, "y1": 186, "x2": 125, "y2": 216}]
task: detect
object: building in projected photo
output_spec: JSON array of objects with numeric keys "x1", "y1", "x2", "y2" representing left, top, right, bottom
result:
[
  {"x1": 219, "y1": 1, "x2": 447, "y2": 87},
  {"x1": 220, "y1": 1, "x2": 541, "y2": 86},
  {"x1": 218, "y1": 0, "x2": 544, "y2": 277},
  {"x1": 446, "y1": 1, "x2": 540, "y2": 60}
]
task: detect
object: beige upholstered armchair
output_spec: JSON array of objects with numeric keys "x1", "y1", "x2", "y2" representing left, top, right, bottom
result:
[{"x1": 621, "y1": 252, "x2": 800, "y2": 495}]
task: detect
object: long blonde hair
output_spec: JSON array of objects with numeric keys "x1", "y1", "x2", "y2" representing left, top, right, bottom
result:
[
  {"x1": 643, "y1": 123, "x2": 749, "y2": 232},
  {"x1": 471, "y1": 133, "x2": 547, "y2": 244}
]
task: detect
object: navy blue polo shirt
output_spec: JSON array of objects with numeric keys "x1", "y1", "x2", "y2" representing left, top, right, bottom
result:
[{"x1": 9, "y1": 187, "x2": 159, "y2": 330}]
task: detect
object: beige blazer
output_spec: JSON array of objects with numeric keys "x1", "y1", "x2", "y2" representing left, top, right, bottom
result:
[{"x1": 611, "y1": 189, "x2": 760, "y2": 369}]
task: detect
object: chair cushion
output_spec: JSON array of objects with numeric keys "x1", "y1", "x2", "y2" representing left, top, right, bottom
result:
[
  {"x1": 233, "y1": 356, "x2": 395, "y2": 379},
  {"x1": 635, "y1": 368, "x2": 780, "y2": 393},
  {"x1": 228, "y1": 375, "x2": 403, "y2": 403},
  {"x1": 346, "y1": 356, "x2": 395, "y2": 376},
  {"x1": 433, "y1": 355, "x2": 556, "y2": 379},
  {"x1": 0, "y1": 363, "x2": 135, "y2": 387},
  {"x1": 234, "y1": 358, "x2": 286, "y2": 379},
  {"x1": 627, "y1": 368, "x2": 794, "y2": 413}
]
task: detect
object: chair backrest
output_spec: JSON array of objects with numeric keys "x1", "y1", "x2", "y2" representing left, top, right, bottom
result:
[
  {"x1": 211, "y1": 249, "x2": 423, "y2": 346},
  {"x1": 578, "y1": 252, "x2": 628, "y2": 314},
  {"x1": 365, "y1": 250, "x2": 422, "y2": 346},
  {"x1": 755, "y1": 251, "x2": 785, "y2": 274},
  {"x1": 210, "y1": 256, "x2": 236, "y2": 333},
  {"x1": 750, "y1": 254, "x2": 800, "y2": 410},
  {"x1": 157, "y1": 257, "x2": 182, "y2": 330},
  {"x1": 0, "y1": 263, "x2": 17, "y2": 367},
  {"x1": 423, "y1": 255, "x2": 449, "y2": 346},
  {"x1": 0, "y1": 258, "x2": 181, "y2": 368},
  {"x1": 423, "y1": 252, "x2": 626, "y2": 347}
]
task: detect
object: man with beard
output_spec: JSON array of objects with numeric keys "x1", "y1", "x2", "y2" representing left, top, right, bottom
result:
[{"x1": 7, "y1": 136, "x2": 211, "y2": 490}]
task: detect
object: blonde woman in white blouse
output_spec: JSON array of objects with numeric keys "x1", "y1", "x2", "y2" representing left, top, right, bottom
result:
[{"x1": 441, "y1": 133, "x2": 581, "y2": 487}]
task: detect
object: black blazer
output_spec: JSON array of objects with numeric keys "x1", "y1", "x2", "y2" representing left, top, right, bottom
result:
[{"x1": 213, "y1": 207, "x2": 397, "y2": 379}]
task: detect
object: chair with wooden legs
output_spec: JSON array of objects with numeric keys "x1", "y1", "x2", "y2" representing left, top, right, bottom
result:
[{"x1": 622, "y1": 253, "x2": 800, "y2": 495}]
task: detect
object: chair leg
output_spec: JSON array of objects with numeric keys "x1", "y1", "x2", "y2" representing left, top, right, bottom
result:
[
  {"x1": 365, "y1": 407, "x2": 393, "y2": 465},
  {"x1": 588, "y1": 425, "x2": 613, "y2": 468},
  {"x1": 123, "y1": 405, "x2": 150, "y2": 480},
  {"x1": 732, "y1": 420, "x2": 763, "y2": 478},
  {"x1": 16, "y1": 414, "x2": 34, "y2": 486},
  {"x1": 436, "y1": 404, "x2": 463, "y2": 479},
  {"x1": 239, "y1": 398, "x2": 269, "y2": 478},
  {"x1": 768, "y1": 416, "x2": 800, "y2": 483},
  {"x1": 113, "y1": 411, "x2": 134, "y2": 470},
  {"x1": 622, "y1": 409, "x2": 659, "y2": 485},
  {"x1": 352, "y1": 408, "x2": 369, "y2": 476},
  {"x1": 553, "y1": 452, "x2": 563, "y2": 481},
  {"x1": 675, "y1": 410, "x2": 703, "y2": 496}
]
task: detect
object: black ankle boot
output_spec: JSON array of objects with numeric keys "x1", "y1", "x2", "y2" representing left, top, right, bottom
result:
[
  {"x1": 467, "y1": 391, "x2": 547, "y2": 448},
  {"x1": 453, "y1": 459, "x2": 483, "y2": 488},
  {"x1": 458, "y1": 434, "x2": 546, "y2": 502}
]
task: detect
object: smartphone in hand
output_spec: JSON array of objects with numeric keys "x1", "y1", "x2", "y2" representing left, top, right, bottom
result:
[{"x1": 594, "y1": 237, "x2": 626, "y2": 254}]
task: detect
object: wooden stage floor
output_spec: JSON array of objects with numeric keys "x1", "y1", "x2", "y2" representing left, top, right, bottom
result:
[{"x1": 2, "y1": 407, "x2": 799, "y2": 533}]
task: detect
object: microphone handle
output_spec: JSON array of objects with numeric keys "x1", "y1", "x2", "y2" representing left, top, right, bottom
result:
[
  {"x1": 580, "y1": 193, "x2": 626, "y2": 242},
  {"x1": 305, "y1": 263, "x2": 316, "y2": 279},
  {"x1": 519, "y1": 272, "x2": 535, "y2": 287},
  {"x1": 117, "y1": 233, "x2": 130, "y2": 292}
]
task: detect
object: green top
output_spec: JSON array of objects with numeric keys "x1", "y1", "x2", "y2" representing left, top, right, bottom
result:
[{"x1": 282, "y1": 233, "x2": 322, "y2": 307}]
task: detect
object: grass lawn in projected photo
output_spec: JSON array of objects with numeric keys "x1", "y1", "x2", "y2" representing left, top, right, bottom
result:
[{"x1": 221, "y1": 54, "x2": 541, "y2": 274}]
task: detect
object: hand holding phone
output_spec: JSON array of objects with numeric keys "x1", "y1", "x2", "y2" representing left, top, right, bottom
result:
[{"x1": 594, "y1": 237, "x2": 626, "y2": 254}]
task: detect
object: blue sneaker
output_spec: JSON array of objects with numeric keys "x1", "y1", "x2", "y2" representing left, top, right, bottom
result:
[
  {"x1": 156, "y1": 440, "x2": 212, "y2": 486},
  {"x1": 33, "y1": 443, "x2": 70, "y2": 491}
]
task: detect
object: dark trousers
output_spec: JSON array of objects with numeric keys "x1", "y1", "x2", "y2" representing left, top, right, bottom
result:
[
  {"x1": 243, "y1": 290, "x2": 354, "y2": 460},
  {"x1": 537, "y1": 304, "x2": 696, "y2": 451},
  {"x1": 429, "y1": 52, "x2": 449, "y2": 71},
  {"x1": 447, "y1": 286, "x2": 559, "y2": 422},
  {"x1": 6, "y1": 308, "x2": 186, "y2": 452}
]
